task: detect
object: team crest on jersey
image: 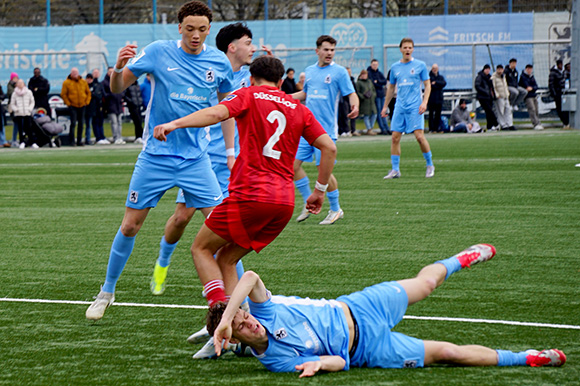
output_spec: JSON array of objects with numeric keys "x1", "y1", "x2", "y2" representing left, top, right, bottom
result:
[
  {"x1": 274, "y1": 328, "x2": 288, "y2": 340},
  {"x1": 410, "y1": 68, "x2": 415, "y2": 75},
  {"x1": 129, "y1": 190, "x2": 138, "y2": 203},
  {"x1": 206, "y1": 69, "x2": 215, "y2": 82},
  {"x1": 240, "y1": 79, "x2": 248, "y2": 88},
  {"x1": 223, "y1": 94, "x2": 237, "y2": 102},
  {"x1": 324, "y1": 74, "x2": 331, "y2": 84}
]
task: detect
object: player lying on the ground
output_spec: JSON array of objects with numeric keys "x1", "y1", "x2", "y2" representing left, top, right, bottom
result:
[{"x1": 208, "y1": 244, "x2": 566, "y2": 377}]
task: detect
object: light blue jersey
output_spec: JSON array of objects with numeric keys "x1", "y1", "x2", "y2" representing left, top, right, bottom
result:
[
  {"x1": 127, "y1": 40, "x2": 235, "y2": 159},
  {"x1": 304, "y1": 61, "x2": 355, "y2": 140},
  {"x1": 249, "y1": 294, "x2": 350, "y2": 373},
  {"x1": 389, "y1": 58, "x2": 429, "y2": 111},
  {"x1": 206, "y1": 67, "x2": 251, "y2": 163}
]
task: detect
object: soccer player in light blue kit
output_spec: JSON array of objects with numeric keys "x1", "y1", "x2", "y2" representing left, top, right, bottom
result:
[
  {"x1": 292, "y1": 35, "x2": 359, "y2": 225},
  {"x1": 150, "y1": 22, "x2": 258, "y2": 299},
  {"x1": 208, "y1": 244, "x2": 566, "y2": 376},
  {"x1": 381, "y1": 37, "x2": 435, "y2": 179},
  {"x1": 86, "y1": 1, "x2": 236, "y2": 321}
]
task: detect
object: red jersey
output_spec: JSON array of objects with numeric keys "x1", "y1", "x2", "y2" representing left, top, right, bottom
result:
[{"x1": 220, "y1": 85, "x2": 326, "y2": 206}]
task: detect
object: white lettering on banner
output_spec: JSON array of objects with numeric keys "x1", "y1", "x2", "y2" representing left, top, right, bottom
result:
[
  {"x1": 0, "y1": 43, "x2": 71, "y2": 70},
  {"x1": 253, "y1": 92, "x2": 297, "y2": 109},
  {"x1": 453, "y1": 32, "x2": 512, "y2": 43}
]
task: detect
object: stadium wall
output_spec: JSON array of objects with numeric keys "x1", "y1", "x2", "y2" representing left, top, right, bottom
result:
[{"x1": 0, "y1": 12, "x2": 570, "y2": 93}]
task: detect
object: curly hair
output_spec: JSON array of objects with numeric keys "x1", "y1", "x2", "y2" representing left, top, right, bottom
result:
[
  {"x1": 216, "y1": 22, "x2": 253, "y2": 54},
  {"x1": 178, "y1": 1, "x2": 212, "y2": 24},
  {"x1": 316, "y1": 35, "x2": 337, "y2": 48},
  {"x1": 249, "y1": 56, "x2": 285, "y2": 84},
  {"x1": 206, "y1": 302, "x2": 228, "y2": 336}
]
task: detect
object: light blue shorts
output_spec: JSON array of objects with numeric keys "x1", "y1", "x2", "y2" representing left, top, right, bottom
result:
[
  {"x1": 391, "y1": 106, "x2": 425, "y2": 134},
  {"x1": 126, "y1": 151, "x2": 222, "y2": 210},
  {"x1": 338, "y1": 281, "x2": 425, "y2": 369},
  {"x1": 176, "y1": 160, "x2": 230, "y2": 205},
  {"x1": 295, "y1": 137, "x2": 336, "y2": 167}
]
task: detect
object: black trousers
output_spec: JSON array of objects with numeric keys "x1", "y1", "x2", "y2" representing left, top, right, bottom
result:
[
  {"x1": 553, "y1": 94, "x2": 569, "y2": 126},
  {"x1": 478, "y1": 98, "x2": 498, "y2": 130},
  {"x1": 69, "y1": 106, "x2": 85, "y2": 144},
  {"x1": 428, "y1": 103, "x2": 442, "y2": 132}
]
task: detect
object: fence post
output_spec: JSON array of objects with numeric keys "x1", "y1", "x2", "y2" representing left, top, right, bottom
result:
[{"x1": 572, "y1": 0, "x2": 580, "y2": 129}]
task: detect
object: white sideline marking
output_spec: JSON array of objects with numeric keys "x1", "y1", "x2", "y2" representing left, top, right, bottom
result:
[{"x1": 2, "y1": 297, "x2": 579, "y2": 330}]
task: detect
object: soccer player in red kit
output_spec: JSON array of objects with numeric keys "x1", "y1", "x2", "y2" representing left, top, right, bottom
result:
[{"x1": 154, "y1": 55, "x2": 337, "y2": 306}]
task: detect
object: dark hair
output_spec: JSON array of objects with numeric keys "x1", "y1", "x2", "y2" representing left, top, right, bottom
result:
[
  {"x1": 371, "y1": 59, "x2": 379, "y2": 63},
  {"x1": 556, "y1": 59, "x2": 563, "y2": 66},
  {"x1": 399, "y1": 37, "x2": 414, "y2": 48},
  {"x1": 215, "y1": 22, "x2": 252, "y2": 54},
  {"x1": 316, "y1": 35, "x2": 337, "y2": 48},
  {"x1": 483, "y1": 64, "x2": 491, "y2": 70},
  {"x1": 509, "y1": 58, "x2": 517, "y2": 63},
  {"x1": 525, "y1": 64, "x2": 533, "y2": 69},
  {"x1": 178, "y1": 1, "x2": 212, "y2": 24},
  {"x1": 496, "y1": 64, "x2": 503, "y2": 69},
  {"x1": 459, "y1": 98, "x2": 467, "y2": 105},
  {"x1": 86, "y1": 73, "x2": 94, "y2": 79},
  {"x1": 206, "y1": 302, "x2": 228, "y2": 336},
  {"x1": 286, "y1": 68, "x2": 295, "y2": 74},
  {"x1": 250, "y1": 56, "x2": 285, "y2": 83}
]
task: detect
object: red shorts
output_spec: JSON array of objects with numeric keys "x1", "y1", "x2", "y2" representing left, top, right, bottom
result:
[{"x1": 205, "y1": 198, "x2": 294, "y2": 253}]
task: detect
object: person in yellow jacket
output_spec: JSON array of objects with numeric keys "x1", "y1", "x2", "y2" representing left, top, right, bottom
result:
[{"x1": 61, "y1": 67, "x2": 91, "y2": 146}]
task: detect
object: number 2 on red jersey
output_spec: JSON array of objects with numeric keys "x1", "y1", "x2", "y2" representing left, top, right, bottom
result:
[{"x1": 262, "y1": 110, "x2": 287, "y2": 160}]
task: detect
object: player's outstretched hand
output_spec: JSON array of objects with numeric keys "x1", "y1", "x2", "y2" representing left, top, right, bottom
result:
[
  {"x1": 213, "y1": 322, "x2": 233, "y2": 357},
  {"x1": 305, "y1": 190, "x2": 324, "y2": 214},
  {"x1": 347, "y1": 104, "x2": 359, "y2": 119},
  {"x1": 296, "y1": 361, "x2": 322, "y2": 378},
  {"x1": 116, "y1": 44, "x2": 138, "y2": 70},
  {"x1": 153, "y1": 122, "x2": 177, "y2": 141}
]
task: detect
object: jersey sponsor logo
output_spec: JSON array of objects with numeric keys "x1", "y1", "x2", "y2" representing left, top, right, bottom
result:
[
  {"x1": 404, "y1": 360, "x2": 418, "y2": 368},
  {"x1": 206, "y1": 69, "x2": 215, "y2": 82},
  {"x1": 253, "y1": 91, "x2": 297, "y2": 109},
  {"x1": 167, "y1": 66, "x2": 179, "y2": 72},
  {"x1": 324, "y1": 74, "x2": 331, "y2": 84},
  {"x1": 169, "y1": 85, "x2": 210, "y2": 103},
  {"x1": 308, "y1": 89, "x2": 328, "y2": 100},
  {"x1": 274, "y1": 328, "x2": 288, "y2": 340},
  {"x1": 129, "y1": 190, "x2": 138, "y2": 203}
]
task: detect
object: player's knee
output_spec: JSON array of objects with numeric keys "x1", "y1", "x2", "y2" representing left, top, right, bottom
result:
[
  {"x1": 436, "y1": 343, "x2": 461, "y2": 362},
  {"x1": 120, "y1": 221, "x2": 140, "y2": 237},
  {"x1": 173, "y1": 211, "x2": 194, "y2": 228}
]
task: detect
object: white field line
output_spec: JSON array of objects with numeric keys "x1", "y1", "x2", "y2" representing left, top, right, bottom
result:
[{"x1": 2, "y1": 297, "x2": 579, "y2": 330}]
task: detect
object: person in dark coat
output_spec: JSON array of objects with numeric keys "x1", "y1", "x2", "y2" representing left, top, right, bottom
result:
[
  {"x1": 28, "y1": 68, "x2": 51, "y2": 116},
  {"x1": 102, "y1": 67, "x2": 125, "y2": 144},
  {"x1": 548, "y1": 60, "x2": 569, "y2": 128},
  {"x1": 518, "y1": 64, "x2": 543, "y2": 130},
  {"x1": 474, "y1": 64, "x2": 498, "y2": 131},
  {"x1": 281, "y1": 68, "x2": 297, "y2": 95},
  {"x1": 124, "y1": 81, "x2": 144, "y2": 143},
  {"x1": 91, "y1": 68, "x2": 108, "y2": 144},
  {"x1": 367, "y1": 59, "x2": 390, "y2": 134},
  {"x1": 427, "y1": 63, "x2": 446, "y2": 133}
]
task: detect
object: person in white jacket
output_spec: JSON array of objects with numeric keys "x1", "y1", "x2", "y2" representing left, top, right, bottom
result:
[
  {"x1": 9, "y1": 79, "x2": 36, "y2": 148},
  {"x1": 491, "y1": 65, "x2": 515, "y2": 131}
]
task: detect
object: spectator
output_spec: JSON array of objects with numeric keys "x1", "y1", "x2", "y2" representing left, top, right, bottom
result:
[
  {"x1": 28, "y1": 67, "x2": 51, "y2": 116},
  {"x1": 102, "y1": 67, "x2": 125, "y2": 144},
  {"x1": 140, "y1": 73, "x2": 152, "y2": 109},
  {"x1": 549, "y1": 59, "x2": 569, "y2": 129},
  {"x1": 91, "y1": 68, "x2": 108, "y2": 144},
  {"x1": 124, "y1": 81, "x2": 144, "y2": 144},
  {"x1": 61, "y1": 67, "x2": 91, "y2": 146},
  {"x1": 7, "y1": 72, "x2": 19, "y2": 146},
  {"x1": 9, "y1": 79, "x2": 35, "y2": 148},
  {"x1": 0, "y1": 85, "x2": 8, "y2": 147},
  {"x1": 356, "y1": 69, "x2": 377, "y2": 135},
  {"x1": 296, "y1": 72, "x2": 305, "y2": 92},
  {"x1": 505, "y1": 58, "x2": 527, "y2": 110},
  {"x1": 518, "y1": 64, "x2": 543, "y2": 130},
  {"x1": 427, "y1": 63, "x2": 446, "y2": 133},
  {"x1": 281, "y1": 68, "x2": 297, "y2": 94},
  {"x1": 345, "y1": 67, "x2": 359, "y2": 136},
  {"x1": 367, "y1": 59, "x2": 390, "y2": 135},
  {"x1": 449, "y1": 99, "x2": 481, "y2": 133},
  {"x1": 475, "y1": 64, "x2": 498, "y2": 131},
  {"x1": 491, "y1": 65, "x2": 515, "y2": 131}
]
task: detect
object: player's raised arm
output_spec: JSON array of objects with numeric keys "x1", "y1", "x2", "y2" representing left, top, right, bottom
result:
[
  {"x1": 110, "y1": 44, "x2": 139, "y2": 93},
  {"x1": 213, "y1": 271, "x2": 269, "y2": 355},
  {"x1": 154, "y1": 104, "x2": 231, "y2": 141}
]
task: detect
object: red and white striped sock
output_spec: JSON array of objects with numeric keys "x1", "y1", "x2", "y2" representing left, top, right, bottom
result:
[{"x1": 203, "y1": 279, "x2": 227, "y2": 307}]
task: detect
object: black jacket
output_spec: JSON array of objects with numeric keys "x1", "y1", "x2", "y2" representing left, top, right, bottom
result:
[
  {"x1": 102, "y1": 74, "x2": 125, "y2": 115},
  {"x1": 548, "y1": 66, "x2": 565, "y2": 97},
  {"x1": 367, "y1": 66, "x2": 387, "y2": 98},
  {"x1": 28, "y1": 75, "x2": 51, "y2": 110},
  {"x1": 475, "y1": 70, "x2": 494, "y2": 100},
  {"x1": 518, "y1": 71, "x2": 538, "y2": 99},
  {"x1": 86, "y1": 81, "x2": 105, "y2": 117},
  {"x1": 281, "y1": 77, "x2": 297, "y2": 95},
  {"x1": 124, "y1": 81, "x2": 143, "y2": 110},
  {"x1": 504, "y1": 66, "x2": 519, "y2": 88},
  {"x1": 428, "y1": 71, "x2": 446, "y2": 105}
]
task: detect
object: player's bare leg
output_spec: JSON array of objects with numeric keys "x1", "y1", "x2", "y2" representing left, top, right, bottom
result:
[
  {"x1": 384, "y1": 131, "x2": 402, "y2": 179},
  {"x1": 424, "y1": 341, "x2": 500, "y2": 366},
  {"x1": 215, "y1": 243, "x2": 252, "y2": 295}
]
